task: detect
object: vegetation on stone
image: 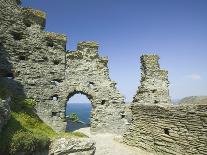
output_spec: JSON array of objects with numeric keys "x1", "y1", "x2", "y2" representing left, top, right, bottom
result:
[
  {"x1": 66, "y1": 112, "x2": 80, "y2": 123},
  {"x1": 0, "y1": 98, "x2": 52, "y2": 154},
  {"x1": 1, "y1": 0, "x2": 207, "y2": 154},
  {"x1": 0, "y1": 98, "x2": 87, "y2": 154},
  {"x1": 22, "y1": 8, "x2": 46, "y2": 19},
  {"x1": 45, "y1": 32, "x2": 67, "y2": 41}
]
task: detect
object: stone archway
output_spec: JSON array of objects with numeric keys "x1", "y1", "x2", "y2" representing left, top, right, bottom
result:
[
  {"x1": 0, "y1": 0, "x2": 127, "y2": 135},
  {"x1": 66, "y1": 91, "x2": 93, "y2": 131},
  {"x1": 65, "y1": 88, "x2": 98, "y2": 132},
  {"x1": 61, "y1": 42, "x2": 128, "y2": 134},
  {"x1": 28, "y1": 42, "x2": 128, "y2": 134},
  {"x1": 67, "y1": 91, "x2": 93, "y2": 105}
]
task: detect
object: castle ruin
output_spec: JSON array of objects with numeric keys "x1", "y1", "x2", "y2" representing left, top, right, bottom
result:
[
  {"x1": 0, "y1": 0, "x2": 207, "y2": 155},
  {"x1": 133, "y1": 55, "x2": 171, "y2": 106},
  {"x1": 0, "y1": 0, "x2": 127, "y2": 134}
]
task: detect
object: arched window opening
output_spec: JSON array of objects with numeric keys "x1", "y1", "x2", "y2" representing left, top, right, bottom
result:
[{"x1": 66, "y1": 93, "x2": 92, "y2": 132}]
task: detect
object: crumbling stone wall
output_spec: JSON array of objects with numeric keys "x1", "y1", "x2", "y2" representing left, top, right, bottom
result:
[
  {"x1": 0, "y1": 0, "x2": 127, "y2": 134},
  {"x1": 133, "y1": 55, "x2": 171, "y2": 106},
  {"x1": 63, "y1": 42, "x2": 127, "y2": 133},
  {"x1": 123, "y1": 55, "x2": 207, "y2": 155},
  {"x1": 0, "y1": 0, "x2": 66, "y2": 131},
  {"x1": 123, "y1": 104, "x2": 207, "y2": 155}
]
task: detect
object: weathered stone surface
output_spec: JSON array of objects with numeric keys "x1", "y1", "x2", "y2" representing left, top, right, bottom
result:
[
  {"x1": 62, "y1": 42, "x2": 127, "y2": 134},
  {"x1": 124, "y1": 55, "x2": 207, "y2": 155},
  {"x1": 133, "y1": 55, "x2": 171, "y2": 106},
  {"x1": 1, "y1": 1, "x2": 207, "y2": 155},
  {"x1": 0, "y1": 0, "x2": 127, "y2": 134},
  {"x1": 49, "y1": 138, "x2": 96, "y2": 155},
  {"x1": 0, "y1": 97, "x2": 11, "y2": 133},
  {"x1": 123, "y1": 103, "x2": 207, "y2": 155}
]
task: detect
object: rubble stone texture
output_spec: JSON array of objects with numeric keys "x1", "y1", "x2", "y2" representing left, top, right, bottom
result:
[
  {"x1": 123, "y1": 56, "x2": 207, "y2": 154},
  {"x1": 49, "y1": 138, "x2": 96, "y2": 155},
  {"x1": 0, "y1": 0, "x2": 127, "y2": 134},
  {"x1": 1, "y1": 1, "x2": 207, "y2": 155},
  {"x1": 133, "y1": 55, "x2": 171, "y2": 106},
  {"x1": 123, "y1": 104, "x2": 207, "y2": 155}
]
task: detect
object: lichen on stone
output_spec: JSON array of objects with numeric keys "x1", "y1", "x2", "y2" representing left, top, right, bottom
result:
[
  {"x1": 77, "y1": 41, "x2": 99, "y2": 50},
  {"x1": 78, "y1": 41, "x2": 99, "y2": 47},
  {"x1": 45, "y1": 32, "x2": 67, "y2": 42},
  {"x1": 22, "y1": 8, "x2": 46, "y2": 19}
]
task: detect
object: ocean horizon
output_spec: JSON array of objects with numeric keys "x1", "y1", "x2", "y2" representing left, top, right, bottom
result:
[{"x1": 66, "y1": 103, "x2": 92, "y2": 131}]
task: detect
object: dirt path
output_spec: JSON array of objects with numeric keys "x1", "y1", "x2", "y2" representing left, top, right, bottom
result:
[{"x1": 76, "y1": 128, "x2": 154, "y2": 155}]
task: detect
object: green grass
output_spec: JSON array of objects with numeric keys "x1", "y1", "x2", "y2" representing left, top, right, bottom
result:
[
  {"x1": 0, "y1": 97, "x2": 87, "y2": 154},
  {"x1": 66, "y1": 112, "x2": 80, "y2": 122}
]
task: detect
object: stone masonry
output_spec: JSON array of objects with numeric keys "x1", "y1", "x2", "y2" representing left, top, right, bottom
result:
[
  {"x1": 63, "y1": 42, "x2": 127, "y2": 134},
  {"x1": 123, "y1": 104, "x2": 207, "y2": 155},
  {"x1": 123, "y1": 55, "x2": 207, "y2": 154},
  {"x1": 133, "y1": 55, "x2": 171, "y2": 106},
  {"x1": 1, "y1": 1, "x2": 207, "y2": 155},
  {"x1": 0, "y1": 0, "x2": 127, "y2": 134}
]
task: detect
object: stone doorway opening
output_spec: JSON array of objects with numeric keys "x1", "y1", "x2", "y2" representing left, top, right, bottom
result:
[{"x1": 66, "y1": 93, "x2": 92, "y2": 132}]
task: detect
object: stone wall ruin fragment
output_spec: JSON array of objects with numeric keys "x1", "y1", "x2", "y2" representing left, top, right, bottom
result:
[{"x1": 0, "y1": 0, "x2": 127, "y2": 134}]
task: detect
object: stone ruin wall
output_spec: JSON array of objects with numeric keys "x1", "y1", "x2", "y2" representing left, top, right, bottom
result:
[
  {"x1": 133, "y1": 55, "x2": 171, "y2": 106},
  {"x1": 0, "y1": 0, "x2": 127, "y2": 134},
  {"x1": 64, "y1": 42, "x2": 127, "y2": 134},
  {"x1": 1, "y1": 1, "x2": 207, "y2": 154},
  {"x1": 123, "y1": 55, "x2": 207, "y2": 154},
  {"x1": 123, "y1": 104, "x2": 207, "y2": 155}
]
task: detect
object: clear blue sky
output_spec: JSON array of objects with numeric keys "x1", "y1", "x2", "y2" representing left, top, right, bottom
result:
[{"x1": 22, "y1": 0, "x2": 207, "y2": 102}]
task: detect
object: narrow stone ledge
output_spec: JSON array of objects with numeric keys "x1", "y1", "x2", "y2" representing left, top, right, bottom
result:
[
  {"x1": 77, "y1": 41, "x2": 99, "y2": 50},
  {"x1": 66, "y1": 51, "x2": 83, "y2": 60},
  {"x1": 45, "y1": 32, "x2": 67, "y2": 42}
]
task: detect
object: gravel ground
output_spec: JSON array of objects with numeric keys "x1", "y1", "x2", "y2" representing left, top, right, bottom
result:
[{"x1": 76, "y1": 128, "x2": 154, "y2": 155}]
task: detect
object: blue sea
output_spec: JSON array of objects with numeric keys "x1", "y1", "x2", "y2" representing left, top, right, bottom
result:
[{"x1": 66, "y1": 103, "x2": 92, "y2": 131}]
